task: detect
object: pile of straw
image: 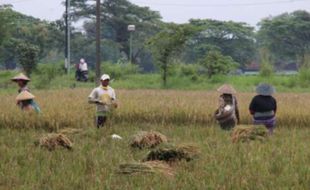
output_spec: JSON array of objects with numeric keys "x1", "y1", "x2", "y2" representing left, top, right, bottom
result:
[
  {"x1": 231, "y1": 125, "x2": 268, "y2": 143},
  {"x1": 118, "y1": 161, "x2": 174, "y2": 177},
  {"x1": 144, "y1": 144, "x2": 200, "y2": 162},
  {"x1": 130, "y1": 131, "x2": 168, "y2": 149},
  {"x1": 36, "y1": 133, "x2": 73, "y2": 151}
]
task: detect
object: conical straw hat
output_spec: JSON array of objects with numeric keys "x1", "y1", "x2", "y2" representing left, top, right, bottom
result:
[
  {"x1": 217, "y1": 84, "x2": 236, "y2": 94},
  {"x1": 11, "y1": 73, "x2": 30, "y2": 81},
  {"x1": 16, "y1": 91, "x2": 35, "y2": 101}
]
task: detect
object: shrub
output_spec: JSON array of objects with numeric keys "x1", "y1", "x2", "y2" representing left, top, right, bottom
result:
[
  {"x1": 33, "y1": 62, "x2": 65, "y2": 89},
  {"x1": 209, "y1": 74, "x2": 227, "y2": 84},
  {"x1": 101, "y1": 62, "x2": 141, "y2": 79},
  {"x1": 298, "y1": 67, "x2": 310, "y2": 87},
  {"x1": 259, "y1": 62, "x2": 274, "y2": 77},
  {"x1": 259, "y1": 48, "x2": 274, "y2": 77},
  {"x1": 35, "y1": 62, "x2": 65, "y2": 79},
  {"x1": 180, "y1": 64, "x2": 198, "y2": 76},
  {"x1": 200, "y1": 51, "x2": 239, "y2": 78}
]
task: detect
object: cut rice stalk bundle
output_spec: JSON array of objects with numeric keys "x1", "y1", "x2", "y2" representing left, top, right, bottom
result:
[
  {"x1": 144, "y1": 144, "x2": 200, "y2": 162},
  {"x1": 130, "y1": 131, "x2": 168, "y2": 149},
  {"x1": 231, "y1": 125, "x2": 268, "y2": 143},
  {"x1": 118, "y1": 161, "x2": 174, "y2": 177},
  {"x1": 36, "y1": 133, "x2": 73, "y2": 151}
]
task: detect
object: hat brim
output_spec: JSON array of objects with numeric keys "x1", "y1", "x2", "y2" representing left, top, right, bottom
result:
[
  {"x1": 16, "y1": 91, "x2": 35, "y2": 101},
  {"x1": 11, "y1": 73, "x2": 31, "y2": 81},
  {"x1": 11, "y1": 78, "x2": 30, "y2": 82},
  {"x1": 217, "y1": 85, "x2": 236, "y2": 94}
]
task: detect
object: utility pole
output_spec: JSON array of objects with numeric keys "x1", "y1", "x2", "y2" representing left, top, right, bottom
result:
[
  {"x1": 65, "y1": 0, "x2": 71, "y2": 74},
  {"x1": 95, "y1": 0, "x2": 101, "y2": 84}
]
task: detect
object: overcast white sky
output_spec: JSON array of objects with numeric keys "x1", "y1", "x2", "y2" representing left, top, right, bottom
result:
[{"x1": 2, "y1": 0, "x2": 310, "y2": 27}]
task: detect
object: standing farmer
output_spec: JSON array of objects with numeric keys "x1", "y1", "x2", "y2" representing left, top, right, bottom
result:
[
  {"x1": 11, "y1": 73, "x2": 30, "y2": 93},
  {"x1": 214, "y1": 84, "x2": 240, "y2": 130},
  {"x1": 249, "y1": 83, "x2": 277, "y2": 135},
  {"x1": 88, "y1": 74, "x2": 117, "y2": 128}
]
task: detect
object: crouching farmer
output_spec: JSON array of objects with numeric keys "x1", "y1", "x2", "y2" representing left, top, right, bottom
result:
[
  {"x1": 88, "y1": 74, "x2": 117, "y2": 128},
  {"x1": 16, "y1": 91, "x2": 41, "y2": 113},
  {"x1": 214, "y1": 84, "x2": 240, "y2": 130}
]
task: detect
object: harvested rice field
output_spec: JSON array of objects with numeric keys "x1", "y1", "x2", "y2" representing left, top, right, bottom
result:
[{"x1": 0, "y1": 89, "x2": 309, "y2": 189}]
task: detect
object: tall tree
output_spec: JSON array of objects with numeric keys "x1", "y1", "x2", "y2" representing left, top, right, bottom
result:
[
  {"x1": 148, "y1": 24, "x2": 197, "y2": 86},
  {"x1": 16, "y1": 42, "x2": 39, "y2": 76},
  {"x1": 257, "y1": 10, "x2": 310, "y2": 68},
  {"x1": 184, "y1": 19, "x2": 256, "y2": 68},
  {"x1": 70, "y1": 0, "x2": 162, "y2": 67}
]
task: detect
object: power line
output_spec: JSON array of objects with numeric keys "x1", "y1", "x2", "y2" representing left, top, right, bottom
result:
[{"x1": 131, "y1": 0, "x2": 310, "y2": 8}]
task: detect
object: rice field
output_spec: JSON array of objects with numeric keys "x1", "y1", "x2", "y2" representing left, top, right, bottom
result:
[{"x1": 0, "y1": 89, "x2": 309, "y2": 189}]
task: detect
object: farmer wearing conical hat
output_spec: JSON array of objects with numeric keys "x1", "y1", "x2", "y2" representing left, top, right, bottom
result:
[
  {"x1": 88, "y1": 74, "x2": 117, "y2": 128},
  {"x1": 16, "y1": 91, "x2": 41, "y2": 113},
  {"x1": 11, "y1": 73, "x2": 30, "y2": 93},
  {"x1": 214, "y1": 84, "x2": 240, "y2": 130},
  {"x1": 249, "y1": 83, "x2": 277, "y2": 135}
]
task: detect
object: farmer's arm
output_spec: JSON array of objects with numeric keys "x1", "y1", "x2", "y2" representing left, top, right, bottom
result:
[
  {"x1": 249, "y1": 97, "x2": 256, "y2": 115},
  {"x1": 235, "y1": 98, "x2": 240, "y2": 123},
  {"x1": 88, "y1": 89, "x2": 101, "y2": 104},
  {"x1": 273, "y1": 97, "x2": 277, "y2": 114}
]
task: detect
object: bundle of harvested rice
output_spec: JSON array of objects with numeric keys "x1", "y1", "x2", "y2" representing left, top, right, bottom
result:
[
  {"x1": 130, "y1": 131, "x2": 168, "y2": 149},
  {"x1": 36, "y1": 133, "x2": 73, "y2": 151},
  {"x1": 58, "y1": 128, "x2": 83, "y2": 135},
  {"x1": 144, "y1": 144, "x2": 200, "y2": 162},
  {"x1": 118, "y1": 161, "x2": 174, "y2": 177},
  {"x1": 231, "y1": 125, "x2": 268, "y2": 143}
]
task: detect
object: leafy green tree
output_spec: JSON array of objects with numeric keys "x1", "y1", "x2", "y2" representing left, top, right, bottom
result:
[
  {"x1": 184, "y1": 19, "x2": 256, "y2": 68},
  {"x1": 16, "y1": 42, "x2": 39, "y2": 76},
  {"x1": 0, "y1": 5, "x2": 16, "y2": 68},
  {"x1": 200, "y1": 51, "x2": 238, "y2": 78},
  {"x1": 148, "y1": 24, "x2": 197, "y2": 86},
  {"x1": 0, "y1": 5, "x2": 13, "y2": 46},
  {"x1": 0, "y1": 6, "x2": 64, "y2": 69},
  {"x1": 257, "y1": 10, "x2": 310, "y2": 68}
]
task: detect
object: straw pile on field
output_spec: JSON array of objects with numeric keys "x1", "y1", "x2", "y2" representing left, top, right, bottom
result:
[
  {"x1": 144, "y1": 144, "x2": 200, "y2": 162},
  {"x1": 130, "y1": 131, "x2": 168, "y2": 149},
  {"x1": 118, "y1": 161, "x2": 175, "y2": 177},
  {"x1": 231, "y1": 125, "x2": 268, "y2": 143},
  {"x1": 36, "y1": 133, "x2": 73, "y2": 151}
]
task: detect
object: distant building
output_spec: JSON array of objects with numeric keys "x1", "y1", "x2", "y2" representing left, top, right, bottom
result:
[{"x1": 242, "y1": 62, "x2": 260, "y2": 75}]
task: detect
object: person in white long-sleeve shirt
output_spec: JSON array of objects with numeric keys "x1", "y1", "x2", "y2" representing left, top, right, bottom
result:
[
  {"x1": 76, "y1": 58, "x2": 88, "y2": 82},
  {"x1": 88, "y1": 74, "x2": 117, "y2": 128}
]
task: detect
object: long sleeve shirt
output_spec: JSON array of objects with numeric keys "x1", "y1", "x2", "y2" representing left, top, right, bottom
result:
[{"x1": 249, "y1": 95, "x2": 277, "y2": 116}]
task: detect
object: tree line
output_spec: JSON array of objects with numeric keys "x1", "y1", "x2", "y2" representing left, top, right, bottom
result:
[{"x1": 0, "y1": 0, "x2": 310, "y2": 82}]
